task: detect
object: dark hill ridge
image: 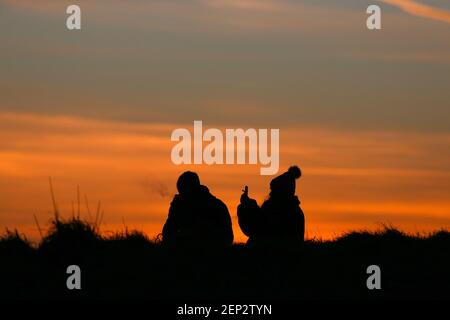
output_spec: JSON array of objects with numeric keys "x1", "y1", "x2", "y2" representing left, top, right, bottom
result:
[{"x1": 1, "y1": 218, "x2": 449, "y2": 300}]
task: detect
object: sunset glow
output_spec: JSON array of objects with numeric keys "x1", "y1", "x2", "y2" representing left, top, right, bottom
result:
[{"x1": 1, "y1": 112, "x2": 449, "y2": 243}]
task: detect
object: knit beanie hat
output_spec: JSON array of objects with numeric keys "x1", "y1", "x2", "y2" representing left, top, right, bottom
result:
[{"x1": 270, "y1": 166, "x2": 301, "y2": 196}]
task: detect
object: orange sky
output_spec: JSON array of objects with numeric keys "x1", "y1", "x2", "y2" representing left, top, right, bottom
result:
[
  {"x1": 1, "y1": 1, "x2": 449, "y2": 243},
  {"x1": 1, "y1": 112, "x2": 449, "y2": 243}
]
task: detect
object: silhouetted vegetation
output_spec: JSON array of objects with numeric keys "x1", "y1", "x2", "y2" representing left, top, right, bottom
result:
[{"x1": 0, "y1": 217, "x2": 448, "y2": 300}]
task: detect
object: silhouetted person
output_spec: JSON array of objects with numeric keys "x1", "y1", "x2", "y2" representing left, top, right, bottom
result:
[
  {"x1": 162, "y1": 171, "x2": 234, "y2": 248},
  {"x1": 237, "y1": 166, "x2": 305, "y2": 247}
]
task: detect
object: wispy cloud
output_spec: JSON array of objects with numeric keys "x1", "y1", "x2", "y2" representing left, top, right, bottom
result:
[{"x1": 382, "y1": 0, "x2": 450, "y2": 24}]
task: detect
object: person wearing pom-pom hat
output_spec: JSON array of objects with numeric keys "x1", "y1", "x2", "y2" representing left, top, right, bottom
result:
[{"x1": 237, "y1": 165, "x2": 305, "y2": 247}]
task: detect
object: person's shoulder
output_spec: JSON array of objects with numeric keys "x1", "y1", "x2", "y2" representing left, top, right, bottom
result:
[
  {"x1": 207, "y1": 190, "x2": 229, "y2": 210},
  {"x1": 211, "y1": 193, "x2": 227, "y2": 207},
  {"x1": 170, "y1": 194, "x2": 182, "y2": 205},
  {"x1": 261, "y1": 197, "x2": 273, "y2": 207}
]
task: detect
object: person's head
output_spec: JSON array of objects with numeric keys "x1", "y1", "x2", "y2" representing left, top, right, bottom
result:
[
  {"x1": 177, "y1": 171, "x2": 201, "y2": 195},
  {"x1": 269, "y1": 165, "x2": 301, "y2": 196}
]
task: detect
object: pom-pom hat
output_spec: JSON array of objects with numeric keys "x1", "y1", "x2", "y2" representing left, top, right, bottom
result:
[{"x1": 270, "y1": 166, "x2": 301, "y2": 196}]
